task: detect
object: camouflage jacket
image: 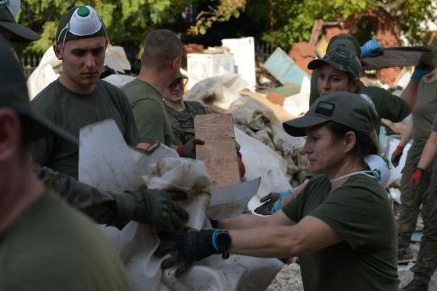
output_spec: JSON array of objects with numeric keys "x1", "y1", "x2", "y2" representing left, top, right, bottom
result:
[
  {"x1": 165, "y1": 101, "x2": 210, "y2": 145},
  {"x1": 36, "y1": 166, "x2": 136, "y2": 229}
]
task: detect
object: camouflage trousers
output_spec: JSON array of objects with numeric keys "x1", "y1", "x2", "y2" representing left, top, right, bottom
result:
[{"x1": 397, "y1": 142, "x2": 437, "y2": 281}]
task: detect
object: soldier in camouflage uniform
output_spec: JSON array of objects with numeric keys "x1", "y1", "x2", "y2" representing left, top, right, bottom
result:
[
  {"x1": 163, "y1": 72, "x2": 245, "y2": 178},
  {"x1": 162, "y1": 72, "x2": 210, "y2": 145}
]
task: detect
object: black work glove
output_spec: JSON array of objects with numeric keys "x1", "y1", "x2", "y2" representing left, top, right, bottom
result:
[
  {"x1": 176, "y1": 138, "x2": 205, "y2": 158},
  {"x1": 155, "y1": 229, "x2": 231, "y2": 277},
  {"x1": 126, "y1": 188, "x2": 189, "y2": 231},
  {"x1": 254, "y1": 192, "x2": 281, "y2": 215},
  {"x1": 390, "y1": 144, "x2": 404, "y2": 167}
]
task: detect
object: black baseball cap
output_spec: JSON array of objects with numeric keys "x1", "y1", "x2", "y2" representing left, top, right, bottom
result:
[
  {"x1": 0, "y1": 0, "x2": 40, "y2": 43},
  {"x1": 0, "y1": 36, "x2": 77, "y2": 145},
  {"x1": 283, "y1": 91, "x2": 379, "y2": 151},
  {"x1": 308, "y1": 46, "x2": 362, "y2": 78}
]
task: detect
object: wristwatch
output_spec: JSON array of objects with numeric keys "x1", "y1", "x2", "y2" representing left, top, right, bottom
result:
[{"x1": 212, "y1": 229, "x2": 232, "y2": 259}]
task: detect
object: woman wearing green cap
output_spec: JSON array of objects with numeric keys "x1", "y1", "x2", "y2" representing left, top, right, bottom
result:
[
  {"x1": 309, "y1": 33, "x2": 421, "y2": 122},
  {"x1": 155, "y1": 91, "x2": 399, "y2": 291}
]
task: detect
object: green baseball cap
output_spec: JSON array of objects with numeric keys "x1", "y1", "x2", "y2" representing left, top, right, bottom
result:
[
  {"x1": 326, "y1": 33, "x2": 361, "y2": 57},
  {"x1": 0, "y1": 0, "x2": 40, "y2": 43},
  {"x1": 307, "y1": 46, "x2": 362, "y2": 78},
  {"x1": 56, "y1": 5, "x2": 106, "y2": 45},
  {"x1": 283, "y1": 91, "x2": 379, "y2": 151},
  {"x1": 0, "y1": 36, "x2": 77, "y2": 145}
]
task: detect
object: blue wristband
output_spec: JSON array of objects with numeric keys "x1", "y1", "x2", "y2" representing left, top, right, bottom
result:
[
  {"x1": 271, "y1": 189, "x2": 292, "y2": 213},
  {"x1": 211, "y1": 229, "x2": 231, "y2": 259}
]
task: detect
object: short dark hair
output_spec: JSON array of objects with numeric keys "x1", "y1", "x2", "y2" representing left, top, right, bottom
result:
[
  {"x1": 326, "y1": 121, "x2": 377, "y2": 156},
  {"x1": 141, "y1": 29, "x2": 183, "y2": 71},
  {"x1": 346, "y1": 72, "x2": 360, "y2": 93}
]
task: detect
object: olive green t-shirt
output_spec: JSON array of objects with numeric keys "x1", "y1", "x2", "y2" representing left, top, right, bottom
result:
[
  {"x1": 310, "y1": 70, "x2": 410, "y2": 122},
  {"x1": 282, "y1": 174, "x2": 398, "y2": 291},
  {"x1": 30, "y1": 80, "x2": 139, "y2": 179},
  {"x1": 412, "y1": 78, "x2": 437, "y2": 145},
  {"x1": 0, "y1": 191, "x2": 133, "y2": 291},
  {"x1": 122, "y1": 78, "x2": 173, "y2": 146},
  {"x1": 433, "y1": 111, "x2": 437, "y2": 131},
  {"x1": 165, "y1": 100, "x2": 210, "y2": 145}
]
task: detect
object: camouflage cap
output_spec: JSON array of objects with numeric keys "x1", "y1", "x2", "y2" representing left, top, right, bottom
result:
[
  {"x1": 326, "y1": 33, "x2": 361, "y2": 57},
  {"x1": 56, "y1": 5, "x2": 106, "y2": 44},
  {"x1": 0, "y1": 36, "x2": 77, "y2": 145},
  {"x1": 307, "y1": 46, "x2": 362, "y2": 78},
  {"x1": 283, "y1": 91, "x2": 379, "y2": 152}
]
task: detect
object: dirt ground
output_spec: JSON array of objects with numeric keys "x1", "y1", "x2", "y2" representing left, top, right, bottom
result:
[{"x1": 266, "y1": 243, "x2": 437, "y2": 290}]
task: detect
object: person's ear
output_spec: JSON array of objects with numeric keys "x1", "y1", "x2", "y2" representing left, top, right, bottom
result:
[
  {"x1": 171, "y1": 55, "x2": 182, "y2": 69},
  {"x1": 53, "y1": 44, "x2": 63, "y2": 60},
  {"x1": 350, "y1": 78, "x2": 361, "y2": 93},
  {"x1": 0, "y1": 109, "x2": 21, "y2": 162},
  {"x1": 343, "y1": 131, "x2": 357, "y2": 153}
]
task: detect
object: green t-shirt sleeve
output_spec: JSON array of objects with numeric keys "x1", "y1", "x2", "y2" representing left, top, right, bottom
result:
[
  {"x1": 132, "y1": 98, "x2": 166, "y2": 143},
  {"x1": 362, "y1": 86, "x2": 410, "y2": 122},
  {"x1": 309, "y1": 180, "x2": 387, "y2": 250},
  {"x1": 119, "y1": 93, "x2": 140, "y2": 146}
]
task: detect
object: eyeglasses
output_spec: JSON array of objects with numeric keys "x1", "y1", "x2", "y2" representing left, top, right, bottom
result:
[{"x1": 168, "y1": 76, "x2": 188, "y2": 90}]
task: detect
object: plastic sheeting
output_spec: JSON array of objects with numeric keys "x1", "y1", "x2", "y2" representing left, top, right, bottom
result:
[{"x1": 78, "y1": 119, "x2": 283, "y2": 291}]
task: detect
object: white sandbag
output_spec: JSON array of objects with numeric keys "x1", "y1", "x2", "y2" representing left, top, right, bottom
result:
[
  {"x1": 103, "y1": 74, "x2": 136, "y2": 88},
  {"x1": 185, "y1": 73, "x2": 249, "y2": 110},
  {"x1": 382, "y1": 134, "x2": 411, "y2": 187},
  {"x1": 27, "y1": 47, "x2": 60, "y2": 99},
  {"x1": 229, "y1": 97, "x2": 308, "y2": 184},
  {"x1": 235, "y1": 127, "x2": 291, "y2": 197},
  {"x1": 79, "y1": 120, "x2": 283, "y2": 291}
]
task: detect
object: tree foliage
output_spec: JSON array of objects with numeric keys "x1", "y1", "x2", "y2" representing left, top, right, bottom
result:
[
  {"x1": 259, "y1": 0, "x2": 436, "y2": 49},
  {"x1": 17, "y1": 0, "x2": 437, "y2": 54},
  {"x1": 18, "y1": 0, "x2": 191, "y2": 54},
  {"x1": 188, "y1": 0, "x2": 246, "y2": 35}
]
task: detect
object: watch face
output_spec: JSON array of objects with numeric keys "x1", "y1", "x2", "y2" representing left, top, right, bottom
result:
[{"x1": 216, "y1": 231, "x2": 231, "y2": 249}]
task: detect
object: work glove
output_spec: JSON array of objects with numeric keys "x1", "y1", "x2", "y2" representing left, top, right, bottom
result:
[
  {"x1": 360, "y1": 39, "x2": 382, "y2": 58},
  {"x1": 126, "y1": 188, "x2": 189, "y2": 231},
  {"x1": 255, "y1": 190, "x2": 292, "y2": 215},
  {"x1": 176, "y1": 138, "x2": 205, "y2": 158},
  {"x1": 408, "y1": 167, "x2": 425, "y2": 189},
  {"x1": 411, "y1": 63, "x2": 433, "y2": 82},
  {"x1": 155, "y1": 229, "x2": 231, "y2": 277},
  {"x1": 391, "y1": 144, "x2": 404, "y2": 167}
]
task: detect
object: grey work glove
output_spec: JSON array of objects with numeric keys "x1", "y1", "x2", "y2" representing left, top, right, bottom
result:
[{"x1": 126, "y1": 188, "x2": 189, "y2": 231}]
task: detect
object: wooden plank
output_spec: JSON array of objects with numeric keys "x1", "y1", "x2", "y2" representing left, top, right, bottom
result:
[
  {"x1": 194, "y1": 113, "x2": 240, "y2": 189},
  {"x1": 361, "y1": 46, "x2": 437, "y2": 69}
]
